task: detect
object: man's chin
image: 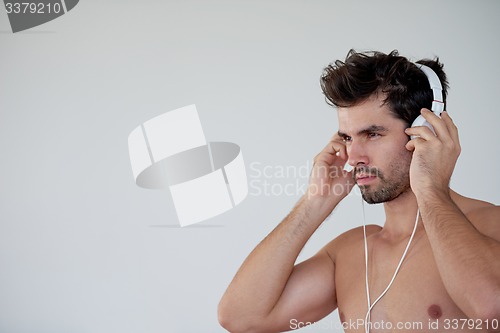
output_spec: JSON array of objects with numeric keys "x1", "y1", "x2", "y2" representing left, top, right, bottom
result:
[
  {"x1": 361, "y1": 193, "x2": 382, "y2": 205},
  {"x1": 360, "y1": 184, "x2": 411, "y2": 204},
  {"x1": 359, "y1": 187, "x2": 381, "y2": 204},
  {"x1": 358, "y1": 184, "x2": 376, "y2": 195}
]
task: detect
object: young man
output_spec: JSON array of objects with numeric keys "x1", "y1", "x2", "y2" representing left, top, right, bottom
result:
[{"x1": 218, "y1": 50, "x2": 500, "y2": 333}]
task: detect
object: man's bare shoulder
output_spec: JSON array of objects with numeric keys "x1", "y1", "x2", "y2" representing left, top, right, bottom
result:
[
  {"x1": 451, "y1": 191, "x2": 500, "y2": 241},
  {"x1": 453, "y1": 190, "x2": 499, "y2": 239},
  {"x1": 466, "y1": 203, "x2": 500, "y2": 242},
  {"x1": 322, "y1": 224, "x2": 382, "y2": 261}
]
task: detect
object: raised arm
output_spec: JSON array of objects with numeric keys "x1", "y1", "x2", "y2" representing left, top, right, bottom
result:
[
  {"x1": 218, "y1": 134, "x2": 354, "y2": 333},
  {"x1": 405, "y1": 109, "x2": 500, "y2": 324}
]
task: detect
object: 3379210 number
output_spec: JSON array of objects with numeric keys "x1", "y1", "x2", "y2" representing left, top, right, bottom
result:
[
  {"x1": 443, "y1": 318, "x2": 499, "y2": 330},
  {"x1": 5, "y1": 2, "x2": 62, "y2": 14}
]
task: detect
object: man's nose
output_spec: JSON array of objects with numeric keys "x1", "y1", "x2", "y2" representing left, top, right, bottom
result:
[{"x1": 347, "y1": 141, "x2": 369, "y2": 167}]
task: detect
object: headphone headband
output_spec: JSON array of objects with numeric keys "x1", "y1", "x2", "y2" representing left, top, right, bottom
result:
[{"x1": 414, "y1": 63, "x2": 444, "y2": 114}]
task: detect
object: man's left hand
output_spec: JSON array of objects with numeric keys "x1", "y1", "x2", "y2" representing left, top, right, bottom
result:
[{"x1": 404, "y1": 109, "x2": 461, "y2": 197}]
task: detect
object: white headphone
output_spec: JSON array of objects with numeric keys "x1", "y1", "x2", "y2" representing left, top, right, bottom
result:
[{"x1": 410, "y1": 63, "x2": 445, "y2": 134}]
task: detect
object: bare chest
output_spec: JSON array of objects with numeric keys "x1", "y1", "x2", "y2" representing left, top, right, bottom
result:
[{"x1": 334, "y1": 236, "x2": 480, "y2": 333}]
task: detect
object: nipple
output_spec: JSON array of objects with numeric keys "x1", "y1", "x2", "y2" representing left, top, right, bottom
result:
[{"x1": 427, "y1": 304, "x2": 442, "y2": 319}]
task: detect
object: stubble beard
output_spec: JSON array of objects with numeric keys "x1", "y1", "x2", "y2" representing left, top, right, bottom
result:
[{"x1": 357, "y1": 152, "x2": 412, "y2": 204}]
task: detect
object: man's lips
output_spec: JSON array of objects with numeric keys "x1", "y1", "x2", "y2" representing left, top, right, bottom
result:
[
  {"x1": 355, "y1": 173, "x2": 375, "y2": 180},
  {"x1": 355, "y1": 174, "x2": 377, "y2": 185}
]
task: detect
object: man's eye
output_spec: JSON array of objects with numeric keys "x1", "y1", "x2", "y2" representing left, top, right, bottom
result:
[
  {"x1": 343, "y1": 136, "x2": 352, "y2": 142},
  {"x1": 368, "y1": 133, "x2": 380, "y2": 138}
]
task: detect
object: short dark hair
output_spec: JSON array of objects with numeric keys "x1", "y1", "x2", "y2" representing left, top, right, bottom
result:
[{"x1": 320, "y1": 49, "x2": 449, "y2": 126}]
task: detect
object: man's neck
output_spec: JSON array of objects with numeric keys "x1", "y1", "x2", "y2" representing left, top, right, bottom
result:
[{"x1": 380, "y1": 188, "x2": 423, "y2": 241}]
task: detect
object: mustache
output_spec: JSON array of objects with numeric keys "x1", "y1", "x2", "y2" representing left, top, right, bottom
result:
[{"x1": 354, "y1": 166, "x2": 382, "y2": 178}]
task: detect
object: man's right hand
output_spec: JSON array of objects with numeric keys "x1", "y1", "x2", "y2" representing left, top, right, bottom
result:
[{"x1": 306, "y1": 132, "x2": 355, "y2": 211}]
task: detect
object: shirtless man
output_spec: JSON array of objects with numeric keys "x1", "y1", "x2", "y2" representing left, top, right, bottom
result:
[{"x1": 218, "y1": 50, "x2": 500, "y2": 333}]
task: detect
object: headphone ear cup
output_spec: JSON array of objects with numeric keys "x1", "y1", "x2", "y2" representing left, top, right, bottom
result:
[
  {"x1": 411, "y1": 114, "x2": 427, "y2": 128},
  {"x1": 410, "y1": 115, "x2": 436, "y2": 139}
]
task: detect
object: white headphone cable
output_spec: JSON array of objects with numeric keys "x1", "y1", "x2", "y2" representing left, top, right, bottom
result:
[
  {"x1": 362, "y1": 198, "x2": 420, "y2": 333},
  {"x1": 362, "y1": 201, "x2": 372, "y2": 329}
]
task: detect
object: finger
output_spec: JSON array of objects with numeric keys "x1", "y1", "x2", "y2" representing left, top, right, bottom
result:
[
  {"x1": 315, "y1": 141, "x2": 347, "y2": 166},
  {"x1": 404, "y1": 126, "x2": 437, "y2": 141},
  {"x1": 321, "y1": 136, "x2": 347, "y2": 157},
  {"x1": 420, "y1": 108, "x2": 451, "y2": 139},
  {"x1": 405, "y1": 136, "x2": 425, "y2": 151},
  {"x1": 335, "y1": 142, "x2": 348, "y2": 160},
  {"x1": 405, "y1": 139, "x2": 414, "y2": 152},
  {"x1": 441, "y1": 111, "x2": 460, "y2": 144},
  {"x1": 331, "y1": 132, "x2": 349, "y2": 159}
]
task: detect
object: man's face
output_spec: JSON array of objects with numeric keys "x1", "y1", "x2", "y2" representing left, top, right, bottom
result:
[{"x1": 337, "y1": 94, "x2": 413, "y2": 204}]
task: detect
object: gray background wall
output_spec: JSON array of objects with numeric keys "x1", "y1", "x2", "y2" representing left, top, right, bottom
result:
[{"x1": 1, "y1": 1, "x2": 499, "y2": 332}]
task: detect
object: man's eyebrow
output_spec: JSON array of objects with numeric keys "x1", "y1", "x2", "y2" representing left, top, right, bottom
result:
[
  {"x1": 337, "y1": 130, "x2": 349, "y2": 138},
  {"x1": 338, "y1": 125, "x2": 388, "y2": 138},
  {"x1": 358, "y1": 125, "x2": 388, "y2": 135}
]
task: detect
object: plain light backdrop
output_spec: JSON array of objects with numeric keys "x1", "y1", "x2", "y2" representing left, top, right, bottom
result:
[{"x1": 1, "y1": 1, "x2": 499, "y2": 332}]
